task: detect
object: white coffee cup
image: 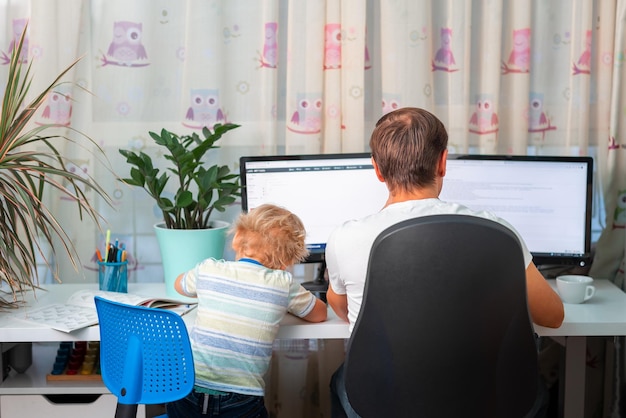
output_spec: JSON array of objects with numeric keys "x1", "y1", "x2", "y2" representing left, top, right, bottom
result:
[{"x1": 556, "y1": 275, "x2": 595, "y2": 304}]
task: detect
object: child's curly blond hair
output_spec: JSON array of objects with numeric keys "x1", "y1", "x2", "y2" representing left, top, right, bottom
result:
[{"x1": 231, "y1": 204, "x2": 309, "y2": 269}]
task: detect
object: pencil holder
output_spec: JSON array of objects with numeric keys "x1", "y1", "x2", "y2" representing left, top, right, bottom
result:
[{"x1": 98, "y1": 261, "x2": 128, "y2": 293}]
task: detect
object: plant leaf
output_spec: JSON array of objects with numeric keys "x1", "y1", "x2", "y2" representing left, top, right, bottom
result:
[{"x1": 0, "y1": 24, "x2": 113, "y2": 304}]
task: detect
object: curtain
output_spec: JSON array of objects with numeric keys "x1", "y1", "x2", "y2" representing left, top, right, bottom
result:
[
  {"x1": 2, "y1": 0, "x2": 626, "y2": 415},
  {"x1": 1, "y1": 0, "x2": 620, "y2": 282},
  {"x1": 593, "y1": 0, "x2": 626, "y2": 288}
]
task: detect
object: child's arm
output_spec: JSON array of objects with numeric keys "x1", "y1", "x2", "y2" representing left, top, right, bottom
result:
[
  {"x1": 301, "y1": 297, "x2": 327, "y2": 322},
  {"x1": 174, "y1": 273, "x2": 196, "y2": 297}
]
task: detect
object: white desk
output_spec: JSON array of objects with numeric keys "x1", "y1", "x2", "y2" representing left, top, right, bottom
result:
[
  {"x1": 0, "y1": 283, "x2": 349, "y2": 342},
  {"x1": 285, "y1": 279, "x2": 626, "y2": 418},
  {"x1": 282, "y1": 279, "x2": 626, "y2": 418},
  {"x1": 534, "y1": 279, "x2": 626, "y2": 418},
  {"x1": 0, "y1": 281, "x2": 349, "y2": 414},
  {"x1": 0, "y1": 280, "x2": 623, "y2": 418}
]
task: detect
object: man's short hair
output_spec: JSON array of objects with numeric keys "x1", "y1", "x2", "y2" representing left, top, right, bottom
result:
[{"x1": 370, "y1": 107, "x2": 448, "y2": 193}]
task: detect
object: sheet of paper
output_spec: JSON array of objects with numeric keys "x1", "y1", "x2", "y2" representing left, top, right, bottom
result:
[
  {"x1": 20, "y1": 304, "x2": 99, "y2": 333},
  {"x1": 13, "y1": 289, "x2": 198, "y2": 333}
]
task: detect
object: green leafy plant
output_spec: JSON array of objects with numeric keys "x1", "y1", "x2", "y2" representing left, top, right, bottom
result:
[
  {"x1": 0, "y1": 28, "x2": 111, "y2": 304},
  {"x1": 119, "y1": 123, "x2": 241, "y2": 229}
]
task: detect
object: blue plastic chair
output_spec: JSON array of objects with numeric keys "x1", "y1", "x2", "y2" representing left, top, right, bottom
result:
[{"x1": 94, "y1": 296, "x2": 195, "y2": 418}]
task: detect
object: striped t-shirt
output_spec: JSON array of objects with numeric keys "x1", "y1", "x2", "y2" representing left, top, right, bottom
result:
[{"x1": 179, "y1": 258, "x2": 317, "y2": 396}]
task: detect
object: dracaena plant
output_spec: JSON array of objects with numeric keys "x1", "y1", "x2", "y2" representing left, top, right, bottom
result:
[
  {"x1": 118, "y1": 123, "x2": 241, "y2": 230},
  {"x1": 0, "y1": 28, "x2": 111, "y2": 305}
]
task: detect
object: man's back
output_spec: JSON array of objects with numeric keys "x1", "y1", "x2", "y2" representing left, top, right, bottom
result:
[{"x1": 326, "y1": 198, "x2": 532, "y2": 331}]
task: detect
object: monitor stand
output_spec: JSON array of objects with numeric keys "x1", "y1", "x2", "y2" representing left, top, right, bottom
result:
[{"x1": 301, "y1": 261, "x2": 328, "y2": 301}]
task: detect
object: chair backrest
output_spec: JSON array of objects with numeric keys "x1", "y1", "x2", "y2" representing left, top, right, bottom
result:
[
  {"x1": 344, "y1": 215, "x2": 539, "y2": 418},
  {"x1": 95, "y1": 296, "x2": 194, "y2": 416}
]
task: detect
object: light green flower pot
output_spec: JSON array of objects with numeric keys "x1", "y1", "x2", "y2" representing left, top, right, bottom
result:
[{"x1": 154, "y1": 220, "x2": 229, "y2": 297}]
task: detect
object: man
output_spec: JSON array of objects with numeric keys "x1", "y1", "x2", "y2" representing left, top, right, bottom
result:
[{"x1": 325, "y1": 107, "x2": 564, "y2": 417}]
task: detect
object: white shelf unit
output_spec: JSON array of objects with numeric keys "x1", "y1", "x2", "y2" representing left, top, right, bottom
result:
[
  {"x1": 0, "y1": 342, "x2": 147, "y2": 417},
  {"x1": 0, "y1": 342, "x2": 106, "y2": 395}
]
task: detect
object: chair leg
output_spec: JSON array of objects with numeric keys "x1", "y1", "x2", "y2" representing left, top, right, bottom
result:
[{"x1": 115, "y1": 402, "x2": 138, "y2": 418}]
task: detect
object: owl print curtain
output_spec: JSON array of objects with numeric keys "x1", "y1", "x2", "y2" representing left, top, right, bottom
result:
[
  {"x1": 2, "y1": 0, "x2": 626, "y2": 415},
  {"x1": 0, "y1": 0, "x2": 624, "y2": 289}
]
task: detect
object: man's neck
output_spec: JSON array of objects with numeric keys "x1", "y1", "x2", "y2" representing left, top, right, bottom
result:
[{"x1": 384, "y1": 186, "x2": 440, "y2": 208}]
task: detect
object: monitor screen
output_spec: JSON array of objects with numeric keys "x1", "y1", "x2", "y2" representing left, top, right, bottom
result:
[
  {"x1": 240, "y1": 153, "x2": 387, "y2": 263},
  {"x1": 441, "y1": 154, "x2": 593, "y2": 267},
  {"x1": 240, "y1": 153, "x2": 593, "y2": 267}
]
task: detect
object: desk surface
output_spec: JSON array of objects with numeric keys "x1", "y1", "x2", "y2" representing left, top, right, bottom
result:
[
  {"x1": 0, "y1": 279, "x2": 624, "y2": 342},
  {"x1": 0, "y1": 283, "x2": 349, "y2": 342},
  {"x1": 535, "y1": 279, "x2": 626, "y2": 337}
]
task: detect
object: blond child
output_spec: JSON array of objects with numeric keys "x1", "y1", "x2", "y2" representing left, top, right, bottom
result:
[{"x1": 167, "y1": 204, "x2": 327, "y2": 418}]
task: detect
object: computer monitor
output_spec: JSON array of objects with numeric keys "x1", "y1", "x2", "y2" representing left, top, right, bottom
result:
[
  {"x1": 442, "y1": 154, "x2": 593, "y2": 267},
  {"x1": 240, "y1": 153, "x2": 594, "y2": 270},
  {"x1": 239, "y1": 153, "x2": 387, "y2": 266}
]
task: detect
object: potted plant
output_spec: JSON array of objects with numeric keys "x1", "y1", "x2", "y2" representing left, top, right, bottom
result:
[
  {"x1": 118, "y1": 123, "x2": 241, "y2": 295},
  {"x1": 0, "y1": 28, "x2": 111, "y2": 307}
]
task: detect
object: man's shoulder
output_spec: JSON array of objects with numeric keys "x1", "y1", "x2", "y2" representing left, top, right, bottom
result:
[
  {"x1": 331, "y1": 211, "x2": 387, "y2": 235},
  {"x1": 328, "y1": 209, "x2": 409, "y2": 251}
]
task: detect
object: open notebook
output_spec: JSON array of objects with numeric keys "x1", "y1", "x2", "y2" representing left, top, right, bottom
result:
[{"x1": 15, "y1": 289, "x2": 197, "y2": 333}]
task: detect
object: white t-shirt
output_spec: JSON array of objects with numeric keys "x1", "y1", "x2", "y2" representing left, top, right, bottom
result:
[{"x1": 325, "y1": 198, "x2": 532, "y2": 332}]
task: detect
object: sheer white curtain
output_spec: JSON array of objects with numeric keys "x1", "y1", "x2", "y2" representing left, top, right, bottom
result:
[
  {"x1": 2, "y1": 0, "x2": 621, "y2": 282},
  {"x1": 593, "y1": 1, "x2": 626, "y2": 288},
  {"x1": 2, "y1": 0, "x2": 626, "y2": 414}
]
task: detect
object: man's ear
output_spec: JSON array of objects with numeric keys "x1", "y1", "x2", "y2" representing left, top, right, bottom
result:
[
  {"x1": 372, "y1": 157, "x2": 385, "y2": 182},
  {"x1": 438, "y1": 149, "x2": 448, "y2": 177}
]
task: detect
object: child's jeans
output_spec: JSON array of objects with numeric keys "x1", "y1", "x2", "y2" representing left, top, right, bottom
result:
[{"x1": 166, "y1": 388, "x2": 268, "y2": 418}]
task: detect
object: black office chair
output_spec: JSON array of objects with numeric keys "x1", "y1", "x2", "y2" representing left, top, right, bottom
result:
[{"x1": 344, "y1": 215, "x2": 539, "y2": 418}]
